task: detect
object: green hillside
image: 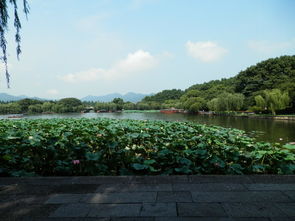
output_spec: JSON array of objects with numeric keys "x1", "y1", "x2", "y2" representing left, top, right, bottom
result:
[{"x1": 140, "y1": 55, "x2": 295, "y2": 114}]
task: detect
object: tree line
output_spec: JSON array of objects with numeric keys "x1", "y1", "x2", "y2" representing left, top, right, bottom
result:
[
  {"x1": 139, "y1": 55, "x2": 295, "y2": 115},
  {"x1": 0, "y1": 56, "x2": 294, "y2": 115}
]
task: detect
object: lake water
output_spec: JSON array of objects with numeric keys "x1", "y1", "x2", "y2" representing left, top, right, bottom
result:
[{"x1": 1, "y1": 112, "x2": 295, "y2": 144}]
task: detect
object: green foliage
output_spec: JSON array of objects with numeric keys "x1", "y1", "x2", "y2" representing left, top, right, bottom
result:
[
  {"x1": 17, "y1": 99, "x2": 43, "y2": 113},
  {"x1": 207, "y1": 93, "x2": 244, "y2": 111},
  {"x1": 254, "y1": 95, "x2": 266, "y2": 112},
  {"x1": 235, "y1": 55, "x2": 295, "y2": 107},
  {"x1": 255, "y1": 89, "x2": 290, "y2": 115},
  {"x1": 142, "y1": 89, "x2": 184, "y2": 102},
  {"x1": 112, "y1": 98, "x2": 124, "y2": 110},
  {"x1": 0, "y1": 118, "x2": 294, "y2": 176}
]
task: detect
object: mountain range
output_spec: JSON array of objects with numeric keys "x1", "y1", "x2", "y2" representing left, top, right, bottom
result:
[
  {"x1": 0, "y1": 92, "x2": 150, "y2": 103},
  {"x1": 0, "y1": 93, "x2": 44, "y2": 102},
  {"x1": 81, "y1": 92, "x2": 151, "y2": 103}
]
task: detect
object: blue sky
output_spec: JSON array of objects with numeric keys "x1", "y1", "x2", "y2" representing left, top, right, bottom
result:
[{"x1": 1, "y1": 0, "x2": 295, "y2": 99}]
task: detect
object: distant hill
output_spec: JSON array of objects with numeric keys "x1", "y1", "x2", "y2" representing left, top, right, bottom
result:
[
  {"x1": 0, "y1": 93, "x2": 45, "y2": 102},
  {"x1": 81, "y1": 92, "x2": 151, "y2": 103},
  {"x1": 0, "y1": 93, "x2": 28, "y2": 102}
]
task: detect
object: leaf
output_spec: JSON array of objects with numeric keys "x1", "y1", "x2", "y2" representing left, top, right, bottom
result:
[
  {"x1": 175, "y1": 167, "x2": 192, "y2": 174},
  {"x1": 3, "y1": 155, "x2": 12, "y2": 161},
  {"x1": 132, "y1": 163, "x2": 148, "y2": 170},
  {"x1": 85, "y1": 152, "x2": 101, "y2": 161},
  {"x1": 144, "y1": 159, "x2": 156, "y2": 165},
  {"x1": 283, "y1": 144, "x2": 295, "y2": 150}
]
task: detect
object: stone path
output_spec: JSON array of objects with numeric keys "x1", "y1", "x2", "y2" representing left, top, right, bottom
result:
[{"x1": 0, "y1": 175, "x2": 294, "y2": 220}]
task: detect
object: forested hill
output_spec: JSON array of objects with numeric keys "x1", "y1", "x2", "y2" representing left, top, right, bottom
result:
[
  {"x1": 139, "y1": 55, "x2": 295, "y2": 113},
  {"x1": 234, "y1": 55, "x2": 295, "y2": 106}
]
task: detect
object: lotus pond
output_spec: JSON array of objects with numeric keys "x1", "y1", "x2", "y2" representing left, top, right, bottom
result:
[{"x1": 0, "y1": 118, "x2": 294, "y2": 176}]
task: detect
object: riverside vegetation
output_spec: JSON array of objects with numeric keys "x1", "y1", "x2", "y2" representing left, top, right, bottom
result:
[
  {"x1": 0, "y1": 118, "x2": 294, "y2": 176},
  {"x1": 0, "y1": 55, "x2": 295, "y2": 115}
]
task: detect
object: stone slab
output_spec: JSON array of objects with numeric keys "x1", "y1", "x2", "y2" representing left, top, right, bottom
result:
[
  {"x1": 140, "y1": 203, "x2": 177, "y2": 217},
  {"x1": 45, "y1": 194, "x2": 83, "y2": 204},
  {"x1": 275, "y1": 203, "x2": 295, "y2": 217},
  {"x1": 82, "y1": 192, "x2": 157, "y2": 203},
  {"x1": 222, "y1": 203, "x2": 287, "y2": 217},
  {"x1": 248, "y1": 175, "x2": 295, "y2": 184},
  {"x1": 131, "y1": 176, "x2": 189, "y2": 184},
  {"x1": 173, "y1": 183, "x2": 246, "y2": 192},
  {"x1": 246, "y1": 184, "x2": 295, "y2": 191},
  {"x1": 155, "y1": 218, "x2": 269, "y2": 221},
  {"x1": 87, "y1": 203, "x2": 141, "y2": 217},
  {"x1": 177, "y1": 203, "x2": 227, "y2": 217},
  {"x1": 192, "y1": 191, "x2": 291, "y2": 202},
  {"x1": 111, "y1": 217, "x2": 154, "y2": 221},
  {"x1": 156, "y1": 191, "x2": 192, "y2": 202},
  {"x1": 71, "y1": 176, "x2": 132, "y2": 184},
  {"x1": 189, "y1": 175, "x2": 252, "y2": 184},
  {"x1": 1, "y1": 204, "x2": 59, "y2": 219},
  {"x1": 50, "y1": 203, "x2": 90, "y2": 217},
  {"x1": 96, "y1": 184, "x2": 172, "y2": 192},
  {"x1": 283, "y1": 191, "x2": 295, "y2": 201}
]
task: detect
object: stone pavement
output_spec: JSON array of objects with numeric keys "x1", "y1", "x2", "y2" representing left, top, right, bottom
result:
[{"x1": 0, "y1": 175, "x2": 294, "y2": 221}]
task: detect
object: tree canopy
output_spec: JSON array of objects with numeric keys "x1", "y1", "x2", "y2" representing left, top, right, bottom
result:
[{"x1": 0, "y1": 0, "x2": 29, "y2": 87}]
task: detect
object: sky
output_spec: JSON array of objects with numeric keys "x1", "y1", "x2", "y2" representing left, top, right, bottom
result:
[{"x1": 0, "y1": 0, "x2": 295, "y2": 99}]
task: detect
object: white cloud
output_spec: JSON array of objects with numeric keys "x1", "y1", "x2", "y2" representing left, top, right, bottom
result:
[
  {"x1": 59, "y1": 50, "x2": 157, "y2": 83},
  {"x1": 186, "y1": 41, "x2": 228, "y2": 62},
  {"x1": 47, "y1": 89, "x2": 59, "y2": 95},
  {"x1": 248, "y1": 39, "x2": 295, "y2": 54}
]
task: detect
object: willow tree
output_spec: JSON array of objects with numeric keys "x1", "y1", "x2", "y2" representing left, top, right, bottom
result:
[
  {"x1": 0, "y1": 0, "x2": 29, "y2": 88},
  {"x1": 255, "y1": 89, "x2": 290, "y2": 115}
]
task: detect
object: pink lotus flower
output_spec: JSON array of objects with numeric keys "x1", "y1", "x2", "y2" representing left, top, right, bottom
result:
[{"x1": 72, "y1": 160, "x2": 80, "y2": 165}]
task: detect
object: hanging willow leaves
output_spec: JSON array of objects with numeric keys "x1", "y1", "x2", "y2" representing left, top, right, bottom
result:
[{"x1": 0, "y1": 0, "x2": 29, "y2": 88}]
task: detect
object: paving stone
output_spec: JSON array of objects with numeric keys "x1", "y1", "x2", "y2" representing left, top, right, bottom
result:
[
  {"x1": 246, "y1": 184, "x2": 295, "y2": 191},
  {"x1": 132, "y1": 176, "x2": 189, "y2": 184},
  {"x1": 83, "y1": 192, "x2": 156, "y2": 203},
  {"x1": 50, "y1": 184, "x2": 99, "y2": 194},
  {"x1": 0, "y1": 194, "x2": 50, "y2": 204},
  {"x1": 111, "y1": 217, "x2": 154, "y2": 221},
  {"x1": 71, "y1": 176, "x2": 132, "y2": 184},
  {"x1": 50, "y1": 203, "x2": 91, "y2": 217},
  {"x1": 87, "y1": 204, "x2": 141, "y2": 217},
  {"x1": 270, "y1": 218, "x2": 295, "y2": 221},
  {"x1": 192, "y1": 191, "x2": 291, "y2": 202},
  {"x1": 189, "y1": 175, "x2": 252, "y2": 184},
  {"x1": 96, "y1": 184, "x2": 172, "y2": 192},
  {"x1": 0, "y1": 184, "x2": 54, "y2": 195},
  {"x1": 45, "y1": 194, "x2": 83, "y2": 204},
  {"x1": 177, "y1": 203, "x2": 227, "y2": 217},
  {"x1": 1, "y1": 204, "x2": 59, "y2": 219},
  {"x1": 140, "y1": 203, "x2": 177, "y2": 217},
  {"x1": 21, "y1": 218, "x2": 110, "y2": 221},
  {"x1": 157, "y1": 191, "x2": 192, "y2": 202},
  {"x1": 0, "y1": 177, "x2": 26, "y2": 185},
  {"x1": 283, "y1": 191, "x2": 295, "y2": 201},
  {"x1": 21, "y1": 177, "x2": 76, "y2": 185},
  {"x1": 0, "y1": 184, "x2": 21, "y2": 194},
  {"x1": 173, "y1": 183, "x2": 246, "y2": 192},
  {"x1": 275, "y1": 203, "x2": 295, "y2": 217},
  {"x1": 155, "y1": 217, "x2": 230, "y2": 221},
  {"x1": 155, "y1": 218, "x2": 269, "y2": 221},
  {"x1": 222, "y1": 203, "x2": 287, "y2": 217},
  {"x1": 248, "y1": 176, "x2": 295, "y2": 184}
]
